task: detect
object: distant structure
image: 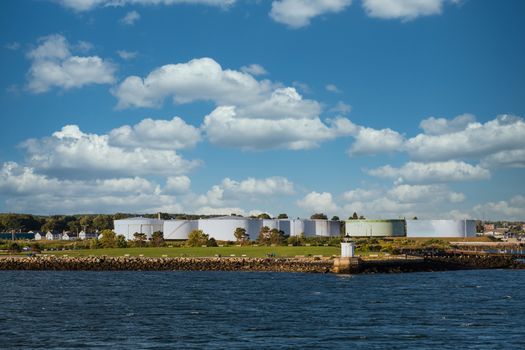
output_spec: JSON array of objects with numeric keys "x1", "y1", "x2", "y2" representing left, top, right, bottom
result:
[
  {"x1": 113, "y1": 217, "x2": 164, "y2": 240},
  {"x1": 162, "y1": 216, "x2": 341, "y2": 241},
  {"x1": 345, "y1": 219, "x2": 406, "y2": 237},
  {"x1": 406, "y1": 219, "x2": 476, "y2": 238}
]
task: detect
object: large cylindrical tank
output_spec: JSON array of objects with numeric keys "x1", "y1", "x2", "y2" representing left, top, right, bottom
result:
[
  {"x1": 329, "y1": 221, "x2": 341, "y2": 236},
  {"x1": 276, "y1": 220, "x2": 291, "y2": 236},
  {"x1": 345, "y1": 220, "x2": 406, "y2": 237},
  {"x1": 314, "y1": 220, "x2": 330, "y2": 237},
  {"x1": 163, "y1": 220, "x2": 198, "y2": 240},
  {"x1": 406, "y1": 220, "x2": 476, "y2": 238},
  {"x1": 303, "y1": 220, "x2": 317, "y2": 237},
  {"x1": 289, "y1": 219, "x2": 305, "y2": 237},
  {"x1": 113, "y1": 217, "x2": 164, "y2": 240},
  {"x1": 198, "y1": 217, "x2": 252, "y2": 241}
]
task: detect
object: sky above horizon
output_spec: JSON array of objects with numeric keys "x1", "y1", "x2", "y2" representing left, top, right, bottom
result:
[{"x1": 0, "y1": 0, "x2": 524, "y2": 220}]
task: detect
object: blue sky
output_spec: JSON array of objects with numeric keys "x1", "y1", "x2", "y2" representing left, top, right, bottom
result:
[{"x1": 0, "y1": 0, "x2": 524, "y2": 220}]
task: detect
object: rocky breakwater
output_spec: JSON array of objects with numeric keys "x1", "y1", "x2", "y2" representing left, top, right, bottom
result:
[{"x1": 0, "y1": 255, "x2": 333, "y2": 273}]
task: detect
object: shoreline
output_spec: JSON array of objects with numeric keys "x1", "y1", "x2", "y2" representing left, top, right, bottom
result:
[{"x1": 1, "y1": 253, "x2": 524, "y2": 274}]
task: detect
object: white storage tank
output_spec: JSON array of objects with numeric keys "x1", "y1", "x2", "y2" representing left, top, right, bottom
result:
[
  {"x1": 314, "y1": 220, "x2": 330, "y2": 237},
  {"x1": 276, "y1": 219, "x2": 291, "y2": 236},
  {"x1": 113, "y1": 217, "x2": 164, "y2": 240},
  {"x1": 406, "y1": 219, "x2": 476, "y2": 238},
  {"x1": 198, "y1": 216, "x2": 255, "y2": 241},
  {"x1": 345, "y1": 219, "x2": 406, "y2": 237},
  {"x1": 329, "y1": 220, "x2": 341, "y2": 236},
  {"x1": 289, "y1": 219, "x2": 305, "y2": 237},
  {"x1": 303, "y1": 220, "x2": 317, "y2": 237},
  {"x1": 163, "y1": 220, "x2": 198, "y2": 240}
]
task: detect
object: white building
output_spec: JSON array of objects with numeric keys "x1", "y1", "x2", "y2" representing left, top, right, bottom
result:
[
  {"x1": 406, "y1": 219, "x2": 476, "y2": 238},
  {"x1": 113, "y1": 217, "x2": 164, "y2": 240},
  {"x1": 62, "y1": 231, "x2": 79, "y2": 241},
  {"x1": 163, "y1": 220, "x2": 199, "y2": 240},
  {"x1": 79, "y1": 231, "x2": 98, "y2": 240}
]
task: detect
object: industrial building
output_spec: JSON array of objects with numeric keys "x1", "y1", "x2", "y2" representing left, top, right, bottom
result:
[
  {"x1": 345, "y1": 219, "x2": 406, "y2": 237},
  {"x1": 406, "y1": 219, "x2": 476, "y2": 238},
  {"x1": 113, "y1": 217, "x2": 164, "y2": 240}
]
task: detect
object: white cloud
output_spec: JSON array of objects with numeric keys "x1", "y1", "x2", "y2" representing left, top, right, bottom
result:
[
  {"x1": 419, "y1": 113, "x2": 476, "y2": 135},
  {"x1": 117, "y1": 50, "x2": 138, "y2": 60},
  {"x1": 347, "y1": 126, "x2": 404, "y2": 156},
  {"x1": 481, "y1": 149, "x2": 525, "y2": 169},
  {"x1": 164, "y1": 175, "x2": 191, "y2": 193},
  {"x1": 0, "y1": 161, "x2": 183, "y2": 214},
  {"x1": 108, "y1": 117, "x2": 201, "y2": 150},
  {"x1": 330, "y1": 101, "x2": 352, "y2": 114},
  {"x1": 221, "y1": 177, "x2": 295, "y2": 196},
  {"x1": 202, "y1": 106, "x2": 354, "y2": 150},
  {"x1": 341, "y1": 183, "x2": 467, "y2": 219},
  {"x1": 406, "y1": 114, "x2": 525, "y2": 164},
  {"x1": 297, "y1": 191, "x2": 339, "y2": 214},
  {"x1": 270, "y1": 0, "x2": 352, "y2": 28},
  {"x1": 56, "y1": 0, "x2": 236, "y2": 12},
  {"x1": 112, "y1": 57, "x2": 273, "y2": 108},
  {"x1": 325, "y1": 83, "x2": 341, "y2": 93},
  {"x1": 368, "y1": 160, "x2": 490, "y2": 184},
  {"x1": 342, "y1": 188, "x2": 381, "y2": 202},
  {"x1": 387, "y1": 184, "x2": 465, "y2": 203},
  {"x1": 240, "y1": 64, "x2": 268, "y2": 76},
  {"x1": 362, "y1": 0, "x2": 458, "y2": 20},
  {"x1": 473, "y1": 196, "x2": 525, "y2": 221},
  {"x1": 27, "y1": 34, "x2": 115, "y2": 93},
  {"x1": 21, "y1": 124, "x2": 199, "y2": 179},
  {"x1": 121, "y1": 10, "x2": 141, "y2": 25}
]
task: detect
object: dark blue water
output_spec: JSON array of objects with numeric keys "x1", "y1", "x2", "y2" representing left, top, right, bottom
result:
[{"x1": 1, "y1": 270, "x2": 524, "y2": 349}]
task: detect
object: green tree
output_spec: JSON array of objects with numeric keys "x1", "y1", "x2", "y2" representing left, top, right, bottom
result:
[
  {"x1": 207, "y1": 237, "x2": 218, "y2": 247},
  {"x1": 277, "y1": 213, "x2": 288, "y2": 219},
  {"x1": 99, "y1": 229, "x2": 117, "y2": 248},
  {"x1": 310, "y1": 213, "x2": 327, "y2": 220},
  {"x1": 349, "y1": 212, "x2": 358, "y2": 220},
  {"x1": 257, "y1": 226, "x2": 271, "y2": 245},
  {"x1": 116, "y1": 235, "x2": 128, "y2": 248},
  {"x1": 151, "y1": 231, "x2": 164, "y2": 247},
  {"x1": 234, "y1": 227, "x2": 248, "y2": 243},
  {"x1": 79, "y1": 216, "x2": 94, "y2": 232},
  {"x1": 257, "y1": 213, "x2": 272, "y2": 220},
  {"x1": 186, "y1": 230, "x2": 209, "y2": 247},
  {"x1": 331, "y1": 216, "x2": 340, "y2": 221},
  {"x1": 67, "y1": 220, "x2": 81, "y2": 233},
  {"x1": 133, "y1": 232, "x2": 147, "y2": 247},
  {"x1": 269, "y1": 229, "x2": 287, "y2": 245},
  {"x1": 93, "y1": 215, "x2": 113, "y2": 231}
]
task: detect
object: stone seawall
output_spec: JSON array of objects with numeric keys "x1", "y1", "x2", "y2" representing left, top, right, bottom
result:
[{"x1": 0, "y1": 256, "x2": 333, "y2": 273}]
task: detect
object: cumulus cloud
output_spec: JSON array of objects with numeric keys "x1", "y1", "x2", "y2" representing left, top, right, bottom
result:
[
  {"x1": 297, "y1": 191, "x2": 339, "y2": 214},
  {"x1": 221, "y1": 177, "x2": 295, "y2": 196},
  {"x1": 419, "y1": 113, "x2": 476, "y2": 135},
  {"x1": 340, "y1": 183, "x2": 467, "y2": 219},
  {"x1": 121, "y1": 10, "x2": 140, "y2": 25},
  {"x1": 164, "y1": 175, "x2": 191, "y2": 193},
  {"x1": 330, "y1": 101, "x2": 352, "y2": 114},
  {"x1": 406, "y1": 114, "x2": 525, "y2": 164},
  {"x1": 202, "y1": 106, "x2": 354, "y2": 150},
  {"x1": 112, "y1": 57, "x2": 273, "y2": 108},
  {"x1": 56, "y1": 0, "x2": 236, "y2": 12},
  {"x1": 108, "y1": 117, "x2": 201, "y2": 150},
  {"x1": 473, "y1": 195, "x2": 525, "y2": 221},
  {"x1": 21, "y1": 124, "x2": 199, "y2": 179},
  {"x1": 347, "y1": 126, "x2": 404, "y2": 156},
  {"x1": 240, "y1": 64, "x2": 268, "y2": 76},
  {"x1": 368, "y1": 160, "x2": 490, "y2": 184},
  {"x1": 270, "y1": 0, "x2": 352, "y2": 28},
  {"x1": 362, "y1": 0, "x2": 459, "y2": 20},
  {"x1": 0, "y1": 161, "x2": 184, "y2": 214},
  {"x1": 27, "y1": 34, "x2": 115, "y2": 93}
]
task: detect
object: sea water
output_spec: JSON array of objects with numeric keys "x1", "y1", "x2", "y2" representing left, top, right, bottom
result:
[{"x1": 1, "y1": 270, "x2": 524, "y2": 349}]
